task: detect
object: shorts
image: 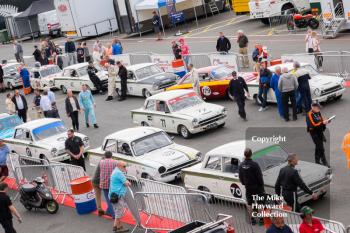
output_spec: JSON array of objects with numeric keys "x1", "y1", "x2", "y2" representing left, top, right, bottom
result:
[
  {"x1": 112, "y1": 196, "x2": 126, "y2": 219},
  {"x1": 245, "y1": 187, "x2": 265, "y2": 206},
  {"x1": 154, "y1": 26, "x2": 160, "y2": 33},
  {"x1": 0, "y1": 165, "x2": 9, "y2": 177}
]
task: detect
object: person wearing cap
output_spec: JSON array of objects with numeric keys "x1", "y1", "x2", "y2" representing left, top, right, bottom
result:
[
  {"x1": 179, "y1": 38, "x2": 190, "y2": 70},
  {"x1": 237, "y1": 30, "x2": 249, "y2": 68},
  {"x1": 299, "y1": 206, "x2": 325, "y2": 233},
  {"x1": 266, "y1": 215, "x2": 293, "y2": 233},
  {"x1": 87, "y1": 61, "x2": 104, "y2": 95},
  {"x1": 306, "y1": 103, "x2": 330, "y2": 167},
  {"x1": 216, "y1": 32, "x2": 231, "y2": 54},
  {"x1": 105, "y1": 59, "x2": 118, "y2": 101},
  {"x1": 275, "y1": 153, "x2": 317, "y2": 212},
  {"x1": 228, "y1": 70, "x2": 250, "y2": 121},
  {"x1": 152, "y1": 11, "x2": 162, "y2": 41}
]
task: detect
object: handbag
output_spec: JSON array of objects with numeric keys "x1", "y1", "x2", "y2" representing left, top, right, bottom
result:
[{"x1": 110, "y1": 192, "x2": 119, "y2": 204}]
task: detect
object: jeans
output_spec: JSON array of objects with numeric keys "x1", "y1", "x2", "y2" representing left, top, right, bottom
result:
[
  {"x1": 310, "y1": 132, "x2": 328, "y2": 166},
  {"x1": 84, "y1": 107, "x2": 96, "y2": 125},
  {"x1": 182, "y1": 56, "x2": 190, "y2": 70},
  {"x1": 102, "y1": 189, "x2": 115, "y2": 218},
  {"x1": 299, "y1": 87, "x2": 312, "y2": 113},
  {"x1": 235, "y1": 95, "x2": 246, "y2": 119},
  {"x1": 70, "y1": 111, "x2": 79, "y2": 131},
  {"x1": 281, "y1": 90, "x2": 297, "y2": 120},
  {"x1": 258, "y1": 85, "x2": 268, "y2": 108},
  {"x1": 68, "y1": 52, "x2": 77, "y2": 66}
]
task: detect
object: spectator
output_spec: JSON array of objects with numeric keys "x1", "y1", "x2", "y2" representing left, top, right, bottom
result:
[
  {"x1": 305, "y1": 29, "x2": 313, "y2": 53},
  {"x1": 117, "y1": 61, "x2": 128, "y2": 101},
  {"x1": 270, "y1": 66, "x2": 284, "y2": 118},
  {"x1": 82, "y1": 42, "x2": 90, "y2": 62},
  {"x1": 216, "y1": 32, "x2": 231, "y2": 54},
  {"x1": 12, "y1": 90, "x2": 28, "y2": 122},
  {"x1": 65, "y1": 38, "x2": 77, "y2": 65},
  {"x1": 47, "y1": 88, "x2": 59, "y2": 118},
  {"x1": 187, "y1": 64, "x2": 201, "y2": 98},
  {"x1": 179, "y1": 38, "x2": 190, "y2": 70},
  {"x1": 252, "y1": 44, "x2": 261, "y2": 72},
  {"x1": 0, "y1": 141, "x2": 10, "y2": 183},
  {"x1": 152, "y1": 11, "x2": 162, "y2": 41},
  {"x1": 99, "y1": 151, "x2": 118, "y2": 218},
  {"x1": 79, "y1": 84, "x2": 99, "y2": 128},
  {"x1": 33, "y1": 45, "x2": 44, "y2": 65},
  {"x1": 266, "y1": 216, "x2": 293, "y2": 233},
  {"x1": 19, "y1": 64, "x2": 31, "y2": 95},
  {"x1": 65, "y1": 129, "x2": 86, "y2": 170},
  {"x1": 299, "y1": 206, "x2": 325, "y2": 233},
  {"x1": 311, "y1": 31, "x2": 323, "y2": 71},
  {"x1": 93, "y1": 40, "x2": 101, "y2": 53},
  {"x1": 44, "y1": 43, "x2": 52, "y2": 65},
  {"x1": 0, "y1": 182, "x2": 22, "y2": 233},
  {"x1": 92, "y1": 161, "x2": 104, "y2": 216},
  {"x1": 171, "y1": 41, "x2": 182, "y2": 60},
  {"x1": 32, "y1": 89, "x2": 43, "y2": 119},
  {"x1": 105, "y1": 59, "x2": 118, "y2": 101},
  {"x1": 258, "y1": 61, "x2": 272, "y2": 112},
  {"x1": 105, "y1": 43, "x2": 113, "y2": 57},
  {"x1": 294, "y1": 61, "x2": 312, "y2": 114},
  {"x1": 5, "y1": 93, "x2": 16, "y2": 115},
  {"x1": 228, "y1": 71, "x2": 250, "y2": 121},
  {"x1": 76, "y1": 43, "x2": 85, "y2": 63},
  {"x1": 87, "y1": 61, "x2": 104, "y2": 94},
  {"x1": 278, "y1": 67, "x2": 298, "y2": 121},
  {"x1": 13, "y1": 40, "x2": 24, "y2": 63},
  {"x1": 110, "y1": 161, "x2": 131, "y2": 233},
  {"x1": 56, "y1": 52, "x2": 64, "y2": 70},
  {"x1": 112, "y1": 39, "x2": 123, "y2": 55},
  {"x1": 40, "y1": 90, "x2": 52, "y2": 118},
  {"x1": 239, "y1": 148, "x2": 265, "y2": 225},
  {"x1": 65, "y1": 90, "x2": 81, "y2": 132},
  {"x1": 237, "y1": 30, "x2": 249, "y2": 68}
]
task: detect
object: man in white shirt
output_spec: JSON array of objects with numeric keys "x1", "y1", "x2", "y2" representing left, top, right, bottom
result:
[{"x1": 40, "y1": 90, "x2": 52, "y2": 117}]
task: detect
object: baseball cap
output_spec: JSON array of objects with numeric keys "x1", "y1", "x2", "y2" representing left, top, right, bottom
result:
[{"x1": 300, "y1": 206, "x2": 314, "y2": 215}]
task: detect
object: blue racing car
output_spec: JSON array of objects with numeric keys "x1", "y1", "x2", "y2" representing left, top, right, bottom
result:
[{"x1": 0, "y1": 113, "x2": 22, "y2": 139}]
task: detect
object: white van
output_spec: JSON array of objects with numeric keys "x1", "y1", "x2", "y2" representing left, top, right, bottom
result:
[{"x1": 38, "y1": 10, "x2": 61, "y2": 36}]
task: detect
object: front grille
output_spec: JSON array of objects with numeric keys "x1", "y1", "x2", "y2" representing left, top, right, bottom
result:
[
  {"x1": 198, "y1": 114, "x2": 225, "y2": 126},
  {"x1": 159, "y1": 81, "x2": 176, "y2": 90},
  {"x1": 321, "y1": 85, "x2": 342, "y2": 96},
  {"x1": 161, "y1": 159, "x2": 199, "y2": 177}
]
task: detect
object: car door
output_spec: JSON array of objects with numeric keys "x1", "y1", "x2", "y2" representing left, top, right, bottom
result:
[
  {"x1": 153, "y1": 100, "x2": 176, "y2": 132},
  {"x1": 11, "y1": 128, "x2": 33, "y2": 157},
  {"x1": 196, "y1": 155, "x2": 222, "y2": 194},
  {"x1": 142, "y1": 100, "x2": 157, "y2": 127},
  {"x1": 126, "y1": 70, "x2": 137, "y2": 96}
]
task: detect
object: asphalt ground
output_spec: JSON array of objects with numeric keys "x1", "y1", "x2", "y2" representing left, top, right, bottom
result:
[{"x1": 1, "y1": 11, "x2": 350, "y2": 233}]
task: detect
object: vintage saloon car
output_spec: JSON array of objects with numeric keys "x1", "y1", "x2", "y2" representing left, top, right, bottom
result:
[
  {"x1": 116, "y1": 63, "x2": 178, "y2": 98},
  {"x1": 247, "y1": 62, "x2": 346, "y2": 104},
  {"x1": 2, "y1": 62, "x2": 22, "y2": 89},
  {"x1": 88, "y1": 127, "x2": 202, "y2": 182},
  {"x1": 182, "y1": 140, "x2": 332, "y2": 203},
  {"x1": 30, "y1": 65, "x2": 62, "y2": 90},
  {"x1": 0, "y1": 113, "x2": 22, "y2": 139},
  {"x1": 166, "y1": 66, "x2": 258, "y2": 100},
  {"x1": 131, "y1": 90, "x2": 227, "y2": 139},
  {"x1": 53, "y1": 63, "x2": 108, "y2": 94},
  {"x1": 3, "y1": 118, "x2": 89, "y2": 162}
]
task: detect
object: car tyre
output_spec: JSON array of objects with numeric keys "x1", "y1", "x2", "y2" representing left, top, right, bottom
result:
[
  {"x1": 178, "y1": 125, "x2": 192, "y2": 139},
  {"x1": 260, "y1": 18, "x2": 270, "y2": 25},
  {"x1": 61, "y1": 85, "x2": 67, "y2": 94},
  {"x1": 143, "y1": 89, "x2": 152, "y2": 98},
  {"x1": 141, "y1": 122, "x2": 149, "y2": 126},
  {"x1": 218, "y1": 123, "x2": 225, "y2": 128},
  {"x1": 334, "y1": 95, "x2": 342, "y2": 101},
  {"x1": 8, "y1": 82, "x2": 14, "y2": 90},
  {"x1": 198, "y1": 186, "x2": 214, "y2": 202}
]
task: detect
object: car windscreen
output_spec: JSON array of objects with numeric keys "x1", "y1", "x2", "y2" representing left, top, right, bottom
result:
[
  {"x1": 210, "y1": 66, "x2": 233, "y2": 80},
  {"x1": 0, "y1": 115, "x2": 22, "y2": 131},
  {"x1": 39, "y1": 66, "x2": 62, "y2": 78},
  {"x1": 3, "y1": 64, "x2": 20, "y2": 75},
  {"x1": 135, "y1": 65, "x2": 163, "y2": 79},
  {"x1": 302, "y1": 65, "x2": 319, "y2": 77},
  {"x1": 131, "y1": 131, "x2": 173, "y2": 156},
  {"x1": 168, "y1": 92, "x2": 203, "y2": 112},
  {"x1": 252, "y1": 145, "x2": 288, "y2": 171},
  {"x1": 32, "y1": 121, "x2": 67, "y2": 141}
]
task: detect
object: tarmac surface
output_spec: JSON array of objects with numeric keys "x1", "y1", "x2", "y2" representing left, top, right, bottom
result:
[{"x1": 1, "y1": 10, "x2": 350, "y2": 233}]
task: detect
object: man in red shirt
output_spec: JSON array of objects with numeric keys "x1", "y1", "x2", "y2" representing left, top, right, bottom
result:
[{"x1": 299, "y1": 206, "x2": 325, "y2": 233}]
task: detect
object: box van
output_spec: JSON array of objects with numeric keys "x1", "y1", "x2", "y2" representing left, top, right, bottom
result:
[{"x1": 38, "y1": 10, "x2": 61, "y2": 36}]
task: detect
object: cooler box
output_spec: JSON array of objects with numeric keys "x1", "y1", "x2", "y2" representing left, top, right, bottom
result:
[
  {"x1": 70, "y1": 176, "x2": 97, "y2": 215},
  {"x1": 172, "y1": 59, "x2": 186, "y2": 77}
]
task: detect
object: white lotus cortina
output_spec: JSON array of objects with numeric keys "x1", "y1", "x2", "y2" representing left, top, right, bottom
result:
[
  {"x1": 88, "y1": 127, "x2": 202, "y2": 182},
  {"x1": 247, "y1": 62, "x2": 346, "y2": 104},
  {"x1": 30, "y1": 65, "x2": 63, "y2": 90},
  {"x1": 3, "y1": 118, "x2": 89, "y2": 162}
]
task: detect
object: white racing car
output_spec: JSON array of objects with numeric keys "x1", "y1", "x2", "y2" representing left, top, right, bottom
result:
[
  {"x1": 2, "y1": 62, "x2": 22, "y2": 89},
  {"x1": 248, "y1": 62, "x2": 346, "y2": 104},
  {"x1": 30, "y1": 65, "x2": 62, "y2": 90},
  {"x1": 182, "y1": 140, "x2": 332, "y2": 204},
  {"x1": 4, "y1": 118, "x2": 89, "y2": 162},
  {"x1": 88, "y1": 127, "x2": 202, "y2": 182},
  {"x1": 131, "y1": 90, "x2": 227, "y2": 139}
]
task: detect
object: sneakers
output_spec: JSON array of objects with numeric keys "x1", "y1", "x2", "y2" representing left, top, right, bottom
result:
[
  {"x1": 105, "y1": 96, "x2": 113, "y2": 101},
  {"x1": 258, "y1": 107, "x2": 268, "y2": 112},
  {"x1": 86, "y1": 123, "x2": 90, "y2": 128},
  {"x1": 97, "y1": 209, "x2": 104, "y2": 217},
  {"x1": 94, "y1": 124, "x2": 99, "y2": 128}
]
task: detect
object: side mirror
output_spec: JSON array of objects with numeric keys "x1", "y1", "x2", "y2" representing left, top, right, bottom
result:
[{"x1": 165, "y1": 109, "x2": 170, "y2": 114}]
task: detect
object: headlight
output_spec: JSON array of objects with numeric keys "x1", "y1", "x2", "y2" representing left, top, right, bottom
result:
[
  {"x1": 51, "y1": 148, "x2": 57, "y2": 157},
  {"x1": 158, "y1": 166, "x2": 166, "y2": 174},
  {"x1": 340, "y1": 79, "x2": 346, "y2": 88},
  {"x1": 192, "y1": 118, "x2": 199, "y2": 126},
  {"x1": 325, "y1": 168, "x2": 332, "y2": 179},
  {"x1": 195, "y1": 152, "x2": 203, "y2": 161},
  {"x1": 83, "y1": 137, "x2": 89, "y2": 146},
  {"x1": 153, "y1": 83, "x2": 160, "y2": 90},
  {"x1": 313, "y1": 88, "x2": 321, "y2": 96},
  {"x1": 222, "y1": 108, "x2": 228, "y2": 115}
]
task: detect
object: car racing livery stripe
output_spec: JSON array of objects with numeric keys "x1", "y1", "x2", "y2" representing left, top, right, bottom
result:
[
  {"x1": 169, "y1": 147, "x2": 196, "y2": 160},
  {"x1": 167, "y1": 80, "x2": 229, "y2": 91},
  {"x1": 182, "y1": 170, "x2": 240, "y2": 182},
  {"x1": 2, "y1": 139, "x2": 47, "y2": 150},
  {"x1": 87, "y1": 151, "x2": 155, "y2": 169},
  {"x1": 252, "y1": 145, "x2": 279, "y2": 160},
  {"x1": 130, "y1": 111, "x2": 185, "y2": 120}
]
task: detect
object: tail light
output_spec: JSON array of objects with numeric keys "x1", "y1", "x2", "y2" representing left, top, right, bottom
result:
[{"x1": 47, "y1": 23, "x2": 52, "y2": 30}]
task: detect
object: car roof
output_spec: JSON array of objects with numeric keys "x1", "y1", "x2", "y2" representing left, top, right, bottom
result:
[
  {"x1": 104, "y1": 127, "x2": 163, "y2": 143},
  {"x1": 206, "y1": 140, "x2": 277, "y2": 160},
  {"x1": 15, "y1": 118, "x2": 62, "y2": 131},
  {"x1": 147, "y1": 89, "x2": 195, "y2": 101},
  {"x1": 127, "y1": 63, "x2": 156, "y2": 71},
  {"x1": 64, "y1": 63, "x2": 89, "y2": 70},
  {"x1": 2, "y1": 63, "x2": 20, "y2": 67}
]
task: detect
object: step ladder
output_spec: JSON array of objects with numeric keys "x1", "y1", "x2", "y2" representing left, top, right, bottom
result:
[
  {"x1": 208, "y1": 0, "x2": 220, "y2": 16},
  {"x1": 320, "y1": 2, "x2": 346, "y2": 39}
]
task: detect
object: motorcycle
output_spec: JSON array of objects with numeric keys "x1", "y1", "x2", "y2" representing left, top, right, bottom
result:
[
  {"x1": 287, "y1": 13, "x2": 320, "y2": 30},
  {"x1": 19, "y1": 177, "x2": 59, "y2": 214}
]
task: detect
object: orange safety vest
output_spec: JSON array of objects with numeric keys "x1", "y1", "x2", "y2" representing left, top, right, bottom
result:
[{"x1": 341, "y1": 131, "x2": 350, "y2": 169}]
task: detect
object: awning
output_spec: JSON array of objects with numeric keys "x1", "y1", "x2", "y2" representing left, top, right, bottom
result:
[
  {"x1": 135, "y1": 0, "x2": 186, "y2": 10},
  {"x1": 16, "y1": 0, "x2": 55, "y2": 18}
]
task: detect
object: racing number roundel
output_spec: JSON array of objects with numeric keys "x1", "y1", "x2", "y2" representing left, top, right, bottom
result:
[
  {"x1": 202, "y1": 86, "x2": 211, "y2": 96},
  {"x1": 230, "y1": 183, "x2": 242, "y2": 198}
]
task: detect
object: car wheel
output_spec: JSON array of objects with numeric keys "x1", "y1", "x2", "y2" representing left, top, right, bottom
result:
[
  {"x1": 141, "y1": 121, "x2": 149, "y2": 126},
  {"x1": 143, "y1": 89, "x2": 152, "y2": 98},
  {"x1": 260, "y1": 18, "x2": 270, "y2": 25},
  {"x1": 178, "y1": 125, "x2": 192, "y2": 139},
  {"x1": 8, "y1": 82, "x2": 14, "y2": 90},
  {"x1": 61, "y1": 85, "x2": 67, "y2": 94},
  {"x1": 26, "y1": 148, "x2": 32, "y2": 157},
  {"x1": 335, "y1": 95, "x2": 342, "y2": 101},
  {"x1": 198, "y1": 186, "x2": 214, "y2": 202}
]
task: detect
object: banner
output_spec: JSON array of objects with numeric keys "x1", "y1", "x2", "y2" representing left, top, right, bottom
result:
[
  {"x1": 110, "y1": 54, "x2": 131, "y2": 67},
  {"x1": 151, "y1": 54, "x2": 175, "y2": 72},
  {"x1": 281, "y1": 54, "x2": 317, "y2": 70},
  {"x1": 209, "y1": 53, "x2": 239, "y2": 71}
]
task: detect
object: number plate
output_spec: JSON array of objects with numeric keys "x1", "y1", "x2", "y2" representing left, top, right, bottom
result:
[
  {"x1": 205, "y1": 122, "x2": 218, "y2": 130},
  {"x1": 327, "y1": 94, "x2": 336, "y2": 100}
]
